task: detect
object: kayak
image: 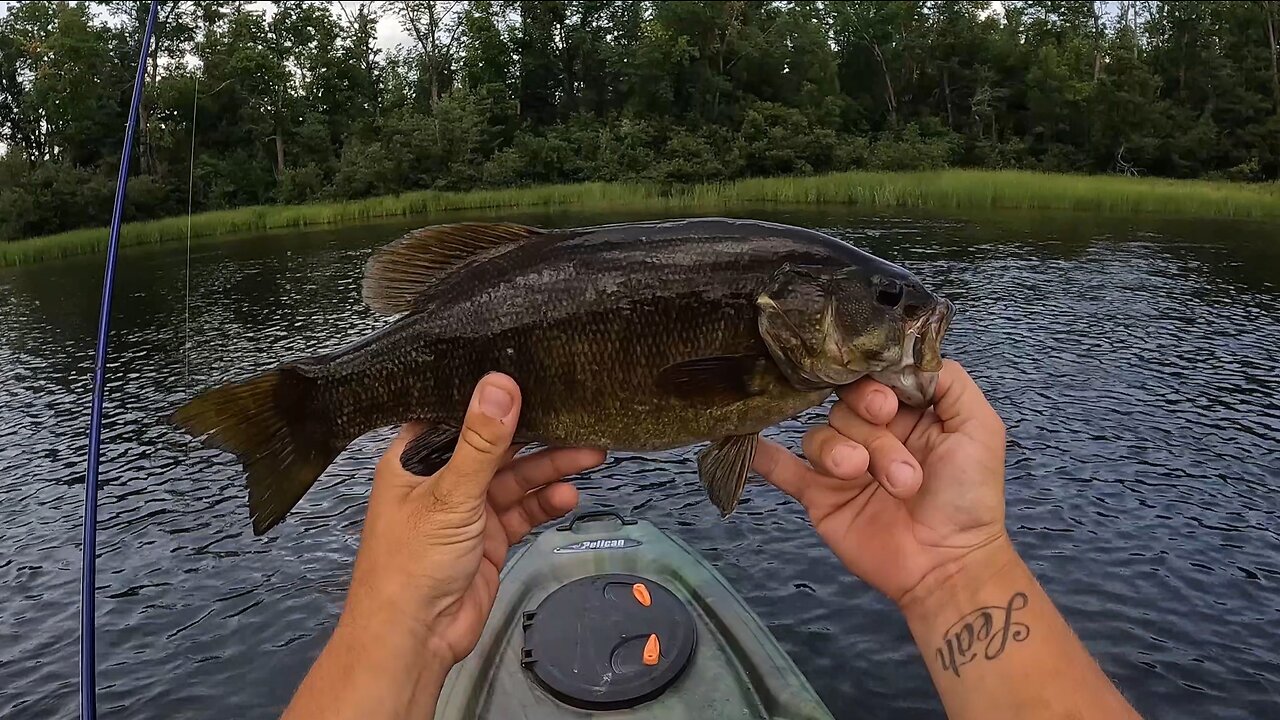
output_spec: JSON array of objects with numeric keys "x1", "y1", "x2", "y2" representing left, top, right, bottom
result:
[{"x1": 436, "y1": 510, "x2": 835, "y2": 719}]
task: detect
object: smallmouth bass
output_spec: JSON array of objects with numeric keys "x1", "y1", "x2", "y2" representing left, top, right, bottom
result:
[{"x1": 173, "y1": 218, "x2": 954, "y2": 534}]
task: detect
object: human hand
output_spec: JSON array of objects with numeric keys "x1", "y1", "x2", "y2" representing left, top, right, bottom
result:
[
  {"x1": 753, "y1": 360, "x2": 1009, "y2": 608},
  {"x1": 340, "y1": 373, "x2": 606, "y2": 666}
]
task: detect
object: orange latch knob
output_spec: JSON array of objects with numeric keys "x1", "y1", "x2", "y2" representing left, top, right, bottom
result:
[
  {"x1": 643, "y1": 634, "x2": 660, "y2": 666},
  {"x1": 632, "y1": 582, "x2": 652, "y2": 607}
]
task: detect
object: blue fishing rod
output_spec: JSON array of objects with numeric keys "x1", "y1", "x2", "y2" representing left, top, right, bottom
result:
[{"x1": 81, "y1": 2, "x2": 160, "y2": 719}]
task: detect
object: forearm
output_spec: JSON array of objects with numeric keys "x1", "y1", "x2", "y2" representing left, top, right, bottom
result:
[
  {"x1": 282, "y1": 610, "x2": 450, "y2": 720},
  {"x1": 900, "y1": 539, "x2": 1141, "y2": 720}
]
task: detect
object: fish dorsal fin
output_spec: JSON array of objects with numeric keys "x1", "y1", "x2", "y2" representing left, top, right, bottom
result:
[{"x1": 362, "y1": 222, "x2": 546, "y2": 314}]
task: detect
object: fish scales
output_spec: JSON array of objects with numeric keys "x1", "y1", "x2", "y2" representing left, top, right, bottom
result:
[
  {"x1": 303, "y1": 227, "x2": 855, "y2": 449},
  {"x1": 172, "y1": 218, "x2": 953, "y2": 534}
]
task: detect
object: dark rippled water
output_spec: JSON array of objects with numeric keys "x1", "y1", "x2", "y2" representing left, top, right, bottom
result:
[{"x1": 1, "y1": 207, "x2": 1277, "y2": 719}]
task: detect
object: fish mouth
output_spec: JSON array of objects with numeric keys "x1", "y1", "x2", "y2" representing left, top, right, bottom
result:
[
  {"x1": 907, "y1": 298, "x2": 954, "y2": 372},
  {"x1": 867, "y1": 298, "x2": 953, "y2": 409}
]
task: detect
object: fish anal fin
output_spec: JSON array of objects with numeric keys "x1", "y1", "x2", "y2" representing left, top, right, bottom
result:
[
  {"x1": 362, "y1": 222, "x2": 546, "y2": 315},
  {"x1": 697, "y1": 434, "x2": 759, "y2": 517},
  {"x1": 400, "y1": 425, "x2": 459, "y2": 476},
  {"x1": 655, "y1": 354, "x2": 770, "y2": 403}
]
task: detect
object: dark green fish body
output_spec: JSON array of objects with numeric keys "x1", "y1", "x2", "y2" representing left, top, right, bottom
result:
[{"x1": 174, "y1": 218, "x2": 954, "y2": 534}]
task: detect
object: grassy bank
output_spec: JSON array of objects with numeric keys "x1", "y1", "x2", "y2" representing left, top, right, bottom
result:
[{"x1": 5, "y1": 169, "x2": 1279, "y2": 266}]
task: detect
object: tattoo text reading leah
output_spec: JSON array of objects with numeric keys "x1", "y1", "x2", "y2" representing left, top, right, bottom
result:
[{"x1": 937, "y1": 592, "x2": 1031, "y2": 678}]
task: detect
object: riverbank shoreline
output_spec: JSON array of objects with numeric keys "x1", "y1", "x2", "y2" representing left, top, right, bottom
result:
[{"x1": 4, "y1": 169, "x2": 1278, "y2": 266}]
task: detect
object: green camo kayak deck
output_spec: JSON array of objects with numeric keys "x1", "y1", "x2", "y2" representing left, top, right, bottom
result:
[{"x1": 436, "y1": 510, "x2": 834, "y2": 719}]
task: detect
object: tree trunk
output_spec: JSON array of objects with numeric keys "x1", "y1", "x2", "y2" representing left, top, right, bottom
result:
[
  {"x1": 713, "y1": 48, "x2": 723, "y2": 119},
  {"x1": 1092, "y1": 1, "x2": 1102, "y2": 83},
  {"x1": 1179, "y1": 29, "x2": 1187, "y2": 98},
  {"x1": 402, "y1": 2, "x2": 438, "y2": 106},
  {"x1": 275, "y1": 131, "x2": 285, "y2": 177},
  {"x1": 139, "y1": 26, "x2": 160, "y2": 174},
  {"x1": 139, "y1": 101, "x2": 152, "y2": 174},
  {"x1": 1267, "y1": 0, "x2": 1280, "y2": 114},
  {"x1": 431, "y1": 67, "x2": 440, "y2": 106},
  {"x1": 868, "y1": 39, "x2": 897, "y2": 123},
  {"x1": 943, "y1": 65, "x2": 954, "y2": 129},
  {"x1": 563, "y1": 19, "x2": 576, "y2": 117},
  {"x1": 1132, "y1": 1, "x2": 1139, "y2": 61},
  {"x1": 369, "y1": 53, "x2": 381, "y2": 120},
  {"x1": 141, "y1": 2, "x2": 179, "y2": 176},
  {"x1": 426, "y1": 4, "x2": 440, "y2": 108}
]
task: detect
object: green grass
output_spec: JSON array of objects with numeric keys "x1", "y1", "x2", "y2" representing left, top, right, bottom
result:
[{"x1": 5, "y1": 169, "x2": 1279, "y2": 266}]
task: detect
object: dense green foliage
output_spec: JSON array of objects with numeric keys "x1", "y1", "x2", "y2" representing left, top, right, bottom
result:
[{"x1": 2, "y1": 1, "x2": 1279, "y2": 242}]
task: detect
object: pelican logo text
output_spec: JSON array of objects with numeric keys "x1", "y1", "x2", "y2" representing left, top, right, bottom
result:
[{"x1": 552, "y1": 538, "x2": 643, "y2": 554}]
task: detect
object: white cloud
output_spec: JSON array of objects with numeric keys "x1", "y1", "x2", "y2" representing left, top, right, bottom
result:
[{"x1": 0, "y1": 1, "x2": 413, "y2": 51}]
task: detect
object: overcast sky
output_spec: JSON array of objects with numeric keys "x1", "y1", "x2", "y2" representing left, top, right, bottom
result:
[
  {"x1": 0, "y1": 1, "x2": 415, "y2": 51},
  {"x1": 0, "y1": 2, "x2": 1029, "y2": 51}
]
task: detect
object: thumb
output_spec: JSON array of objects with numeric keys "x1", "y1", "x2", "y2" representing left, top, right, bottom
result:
[{"x1": 437, "y1": 372, "x2": 522, "y2": 501}]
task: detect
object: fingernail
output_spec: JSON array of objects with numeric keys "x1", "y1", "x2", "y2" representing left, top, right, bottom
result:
[
  {"x1": 886, "y1": 462, "x2": 915, "y2": 491},
  {"x1": 830, "y1": 443, "x2": 861, "y2": 474},
  {"x1": 866, "y1": 391, "x2": 886, "y2": 418},
  {"x1": 478, "y1": 383, "x2": 513, "y2": 419}
]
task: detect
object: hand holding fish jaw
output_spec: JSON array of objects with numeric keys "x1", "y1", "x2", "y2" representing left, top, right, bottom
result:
[
  {"x1": 285, "y1": 374, "x2": 605, "y2": 720},
  {"x1": 752, "y1": 360, "x2": 1010, "y2": 608}
]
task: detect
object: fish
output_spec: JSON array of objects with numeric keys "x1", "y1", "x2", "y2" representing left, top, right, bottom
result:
[{"x1": 172, "y1": 217, "x2": 955, "y2": 535}]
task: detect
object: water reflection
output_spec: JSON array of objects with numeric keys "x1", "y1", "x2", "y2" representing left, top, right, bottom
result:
[{"x1": 0, "y1": 208, "x2": 1277, "y2": 719}]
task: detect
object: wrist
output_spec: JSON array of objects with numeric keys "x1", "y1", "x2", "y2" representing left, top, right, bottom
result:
[
  {"x1": 343, "y1": 553, "x2": 455, "y2": 645},
  {"x1": 896, "y1": 533, "x2": 1024, "y2": 624},
  {"x1": 336, "y1": 596, "x2": 453, "y2": 683},
  {"x1": 282, "y1": 606, "x2": 452, "y2": 720}
]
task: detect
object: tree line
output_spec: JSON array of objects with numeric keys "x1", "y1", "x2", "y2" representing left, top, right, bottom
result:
[{"x1": 1, "y1": 1, "x2": 1278, "y2": 242}]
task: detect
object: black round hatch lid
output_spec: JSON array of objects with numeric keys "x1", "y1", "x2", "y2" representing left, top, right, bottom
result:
[{"x1": 520, "y1": 573, "x2": 696, "y2": 710}]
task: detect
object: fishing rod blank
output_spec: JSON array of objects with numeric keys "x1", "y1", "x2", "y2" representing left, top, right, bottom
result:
[{"x1": 81, "y1": 2, "x2": 160, "y2": 719}]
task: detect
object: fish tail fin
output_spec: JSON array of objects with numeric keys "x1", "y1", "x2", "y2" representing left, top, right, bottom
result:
[{"x1": 171, "y1": 367, "x2": 343, "y2": 536}]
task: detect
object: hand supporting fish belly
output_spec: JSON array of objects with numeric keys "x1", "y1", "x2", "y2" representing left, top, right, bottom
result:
[{"x1": 172, "y1": 218, "x2": 954, "y2": 535}]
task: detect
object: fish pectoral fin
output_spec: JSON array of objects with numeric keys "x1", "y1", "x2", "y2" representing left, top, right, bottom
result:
[
  {"x1": 362, "y1": 222, "x2": 548, "y2": 315},
  {"x1": 400, "y1": 425, "x2": 459, "y2": 476},
  {"x1": 655, "y1": 354, "x2": 769, "y2": 403},
  {"x1": 697, "y1": 434, "x2": 759, "y2": 517}
]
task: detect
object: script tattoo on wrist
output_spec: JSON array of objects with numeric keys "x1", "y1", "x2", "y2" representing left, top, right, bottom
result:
[{"x1": 936, "y1": 591, "x2": 1030, "y2": 678}]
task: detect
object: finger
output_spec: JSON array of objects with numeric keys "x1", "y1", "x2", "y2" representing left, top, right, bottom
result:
[
  {"x1": 488, "y1": 447, "x2": 605, "y2": 512},
  {"x1": 471, "y1": 562, "x2": 500, "y2": 616},
  {"x1": 829, "y1": 402, "x2": 922, "y2": 499},
  {"x1": 886, "y1": 403, "x2": 930, "y2": 442},
  {"x1": 836, "y1": 378, "x2": 899, "y2": 425},
  {"x1": 751, "y1": 437, "x2": 825, "y2": 504},
  {"x1": 481, "y1": 507, "x2": 510, "y2": 570},
  {"x1": 932, "y1": 360, "x2": 1005, "y2": 437},
  {"x1": 801, "y1": 426, "x2": 870, "y2": 480},
  {"x1": 502, "y1": 443, "x2": 528, "y2": 464},
  {"x1": 753, "y1": 437, "x2": 878, "y2": 523},
  {"x1": 837, "y1": 379, "x2": 927, "y2": 444},
  {"x1": 428, "y1": 373, "x2": 521, "y2": 504},
  {"x1": 498, "y1": 481, "x2": 579, "y2": 544}
]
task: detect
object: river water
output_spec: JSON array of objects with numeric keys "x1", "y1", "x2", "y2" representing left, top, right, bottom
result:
[{"x1": 1, "y1": 207, "x2": 1276, "y2": 719}]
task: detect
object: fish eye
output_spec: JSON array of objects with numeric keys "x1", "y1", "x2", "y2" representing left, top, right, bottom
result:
[{"x1": 875, "y1": 279, "x2": 904, "y2": 308}]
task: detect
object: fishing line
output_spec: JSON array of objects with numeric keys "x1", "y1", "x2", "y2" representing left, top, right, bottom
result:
[
  {"x1": 81, "y1": 3, "x2": 159, "y2": 720},
  {"x1": 185, "y1": 74, "x2": 199, "y2": 391}
]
